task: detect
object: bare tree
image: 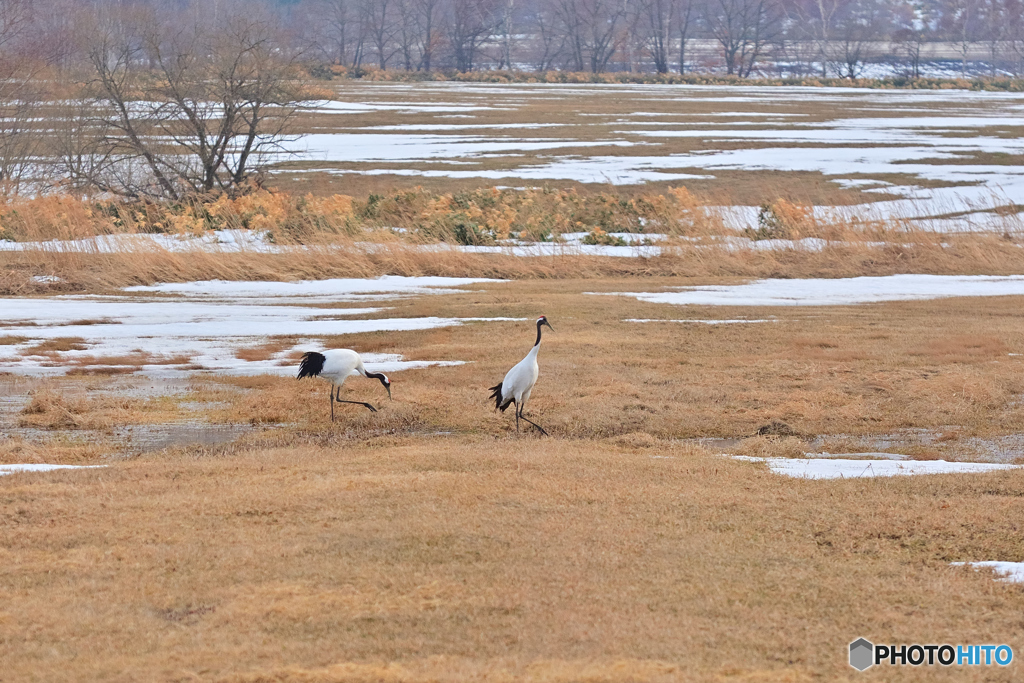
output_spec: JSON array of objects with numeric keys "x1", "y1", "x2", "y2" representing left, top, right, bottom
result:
[
  {"x1": 702, "y1": 0, "x2": 780, "y2": 76},
  {"x1": 942, "y1": 0, "x2": 982, "y2": 77},
  {"x1": 318, "y1": 0, "x2": 356, "y2": 65},
  {"x1": 677, "y1": 0, "x2": 694, "y2": 73},
  {"x1": 527, "y1": 1, "x2": 569, "y2": 69},
  {"x1": 365, "y1": 0, "x2": 401, "y2": 68},
  {"x1": 410, "y1": 0, "x2": 443, "y2": 69},
  {"x1": 642, "y1": 0, "x2": 674, "y2": 73},
  {"x1": 447, "y1": 0, "x2": 500, "y2": 71},
  {"x1": 0, "y1": 0, "x2": 43, "y2": 196},
  {"x1": 554, "y1": 0, "x2": 625, "y2": 72},
  {"x1": 64, "y1": 3, "x2": 310, "y2": 199},
  {"x1": 1007, "y1": 0, "x2": 1024, "y2": 74}
]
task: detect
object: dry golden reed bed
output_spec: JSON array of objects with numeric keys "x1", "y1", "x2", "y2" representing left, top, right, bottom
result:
[
  {"x1": 3, "y1": 279, "x2": 1024, "y2": 681},
  {"x1": 3, "y1": 189, "x2": 1024, "y2": 296}
]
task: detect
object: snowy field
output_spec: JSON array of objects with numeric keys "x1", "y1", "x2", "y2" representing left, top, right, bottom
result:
[
  {"x1": 0, "y1": 276, "x2": 507, "y2": 376},
  {"x1": 594, "y1": 274, "x2": 1024, "y2": 307},
  {"x1": 728, "y1": 454, "x2": 1023, "y2": 479},
  {"x1": 281, "y1": 82, "x2": 1024, "y2": 227}
]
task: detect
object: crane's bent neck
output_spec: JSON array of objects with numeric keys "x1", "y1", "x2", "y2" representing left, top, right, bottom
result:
[{"x1": 534, "y1": 320, "x2": 544, "y2": 347}]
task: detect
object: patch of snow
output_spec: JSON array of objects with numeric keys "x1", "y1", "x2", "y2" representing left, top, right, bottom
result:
[
  {"x1": 591, "y1": 274, "x2": 1024, "y2": 307},
  {"x1": 283, "y1": 133, "x2": 636, "y2": 165},
  {"x1": 0, "y1": 464, "x2": 106, "y2": 476},
  {"x1": 0, "y1": 277, "x2": 511, "y2": 376},
  {"x1": 625, "y1": 318, "x2": 775, "y2": 324},
  {"x1": 125, "y1": 275, "x2": 504, "y2": 301},
  {"x1": 951, "y1": 562, "x2": 1024, "y2": 584},
  {"x1": 729, "y1": 455, "x2": 1022, "y2": 479}
]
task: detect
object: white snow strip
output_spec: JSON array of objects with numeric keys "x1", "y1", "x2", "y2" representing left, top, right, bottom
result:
[
  {"x1": 124, "y1": 275, "x2": 504, "y2": 300},
  {"x1": 728, "y1": 455, "x2": 1022, "y2": 479},
  {"x1": 282, "y1": 133, "x2": 635, "y2": 164},
  {"x1": 625, "y1": 318, "x2": 775, "y2": 324},
  {"x1": 0, "y1": 276, "x2": 512, "y2": 376},
  {"x1": 0, "y1": 464, "x2": 106, "y2": 476},
  {"x1": 284, "y1": 84, "x2": 1024, "y2": 224},
  {"x1": 951, "y1": 562, "x2": 1024, "y2": 584},
  {"x1": 592, "y1": 274, "x2": 1024, "y2": 307}
]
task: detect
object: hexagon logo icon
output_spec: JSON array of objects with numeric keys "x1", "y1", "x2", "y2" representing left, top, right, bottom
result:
[{"x1": 850, "y1": 638, "x2": 874, "y2": 671}]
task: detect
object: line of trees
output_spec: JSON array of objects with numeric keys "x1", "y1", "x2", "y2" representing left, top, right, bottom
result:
[
  {"x1": 1, "y1": 0, "x2": 309, "y2": 199},
  {"x1": 1, "y1": 0, "x2": 1022, "y2": 200},
  {"x1": 287, "y1": 0, "x2": 1024, "y2": 77}
]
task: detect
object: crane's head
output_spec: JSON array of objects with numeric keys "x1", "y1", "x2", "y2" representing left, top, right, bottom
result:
[
  {"x1": 367, "y1": 371, "x2": 392, "y2": 400},
  {"x1": 537, "y1": 315, "x2": 553, "y2": 331}
]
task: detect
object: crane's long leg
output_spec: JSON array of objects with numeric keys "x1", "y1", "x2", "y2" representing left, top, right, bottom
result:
[
  {"x1": 514, "y1": 399, "x2": 520, "y2": 433},
  {"x1": 336, "y1": 399, "x2": 378, "y2": 413},
  {"x1": 517, "y1": 403, "x2": 548, "y2": 436},
  {"x1": 330, "y1": 383, "x2": 335, "y2": 422},
  {"x1": 335, "y1": 386, "x2": 377, "y2": 412}
]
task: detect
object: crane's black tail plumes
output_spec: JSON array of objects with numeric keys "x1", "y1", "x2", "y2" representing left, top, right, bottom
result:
[
  {"x1": 297, "y1": 351, "x2": 326, "y2": 379},
  {"x1": 489, "y1": 382, "x2": 513, "y2": 412}
]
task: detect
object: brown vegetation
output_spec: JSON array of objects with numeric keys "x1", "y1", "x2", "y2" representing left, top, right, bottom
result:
[
  {"x1": 20, "y1": 337, "x2": 88, "y2": 354},
  {"x1": 5, "y1": 274, "x2": 1024, "y2": 679},
  {"x1": 3, "y1": 188, "x2": 1024, "y2": 297}
]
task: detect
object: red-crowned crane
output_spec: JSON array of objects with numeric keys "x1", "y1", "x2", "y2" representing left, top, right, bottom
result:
[
  {"x1": 488, "y1": 316, "x2": 553, "y2": 435},
  {"x1": 298, "y1": 349, "x2": 391, "y2": 421}
]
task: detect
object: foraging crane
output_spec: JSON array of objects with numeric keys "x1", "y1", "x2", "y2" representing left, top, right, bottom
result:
[
  {"x1": 488, "y1": 316, "x2": 553, "y2": 435},
  {"x1": 297, "y1": 349, "x2": 391, "y2": 421}
]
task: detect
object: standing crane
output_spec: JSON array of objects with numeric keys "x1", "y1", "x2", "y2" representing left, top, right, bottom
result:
[
  {"x1": 297, "y1": 349, "x2": 392, "y2": 421},
  {"x1": 488, "y1": 316, "x2": 553, "y2": 435}
]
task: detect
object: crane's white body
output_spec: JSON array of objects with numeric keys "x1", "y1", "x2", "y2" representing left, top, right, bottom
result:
[
  {"x1": 490, "y1": 316, "x2": 552, "y2": 434},
  {"x1": 318, "y1": 348, "x2": 369, "y2": 387},
  {"x1": 297, "y1": 348, "x2": 391, "y2": 421},
  {"x1": 498, "y1": 343, "x2": 540, "y2": 411}
]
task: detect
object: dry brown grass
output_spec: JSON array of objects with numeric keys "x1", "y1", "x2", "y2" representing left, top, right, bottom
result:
[
  {"x1": 235, "y1": 339, "x2": 298, "y2": 363},
  {"x1": 6, "y1": 281, "x2": 1024, "y2": 680},
  {"x1": 2, "y1": 438, "x2": 1023, "y2": 681},
  {"x1": 5, "y1": 227, "x2": 1024, "y2": 297},
  {"x1": 16, "y1": 380, "x2": 188, "y2": 430},
  {"x1": 20, "y1": 337, "x2": 88, "y2": 354}
]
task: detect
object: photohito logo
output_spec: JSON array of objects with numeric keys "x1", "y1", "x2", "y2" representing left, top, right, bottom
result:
[{"x1": 849, "y1": 638, "x2": 1013, "y2": 671}]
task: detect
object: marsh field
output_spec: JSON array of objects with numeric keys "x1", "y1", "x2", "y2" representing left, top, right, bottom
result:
[{"x1": 4, "y1": 82, "x2": 1024, "y2": 682}]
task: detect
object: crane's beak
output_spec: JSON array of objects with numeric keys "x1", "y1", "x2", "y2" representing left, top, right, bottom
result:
[
  {"x1": 386, "y1": 385, "x2": 393, "y2": 400},
  {"x1": 544, "y1": 320, "x2": 554, "y2": 331}
]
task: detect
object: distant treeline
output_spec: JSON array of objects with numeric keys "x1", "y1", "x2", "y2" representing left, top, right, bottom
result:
[
  {"x1": 5, "y1": 0, "x2": 1024, "y2": 78},
  {"x1": 0, "y1": 0, "x2": 1022, "y2": 202}
]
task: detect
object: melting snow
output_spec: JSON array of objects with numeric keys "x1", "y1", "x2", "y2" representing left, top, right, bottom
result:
[
  {"x1": 0, "y1": 276, "x2": 508, "y2": 376},
  {"x1": 729, "y1": 455, "x2": 1023, "y2": 479},
  {"x1": 951, "y1": 562, "x2": 1024, "y2": 584},
  {"x1": 592, "y1": 274, "x2": 1024, "y2": 307},
  {"x1": 0, "y1": 464, "x2": 105, "y2": 476},
  {"x1": 625, "y1": 318, "x2": 775, "y2": 324},
  {"x1": 288, "y1": 84, "x2": 1024, "y2": 224}
]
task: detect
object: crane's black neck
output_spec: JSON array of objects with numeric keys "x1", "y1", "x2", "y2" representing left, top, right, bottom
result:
[
  {"x1": 535, "y1": 319, "x2": 544, "y2": 347},
  {"x1": 365, "y1": 371, "x2": 387, "y2": 384}
]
